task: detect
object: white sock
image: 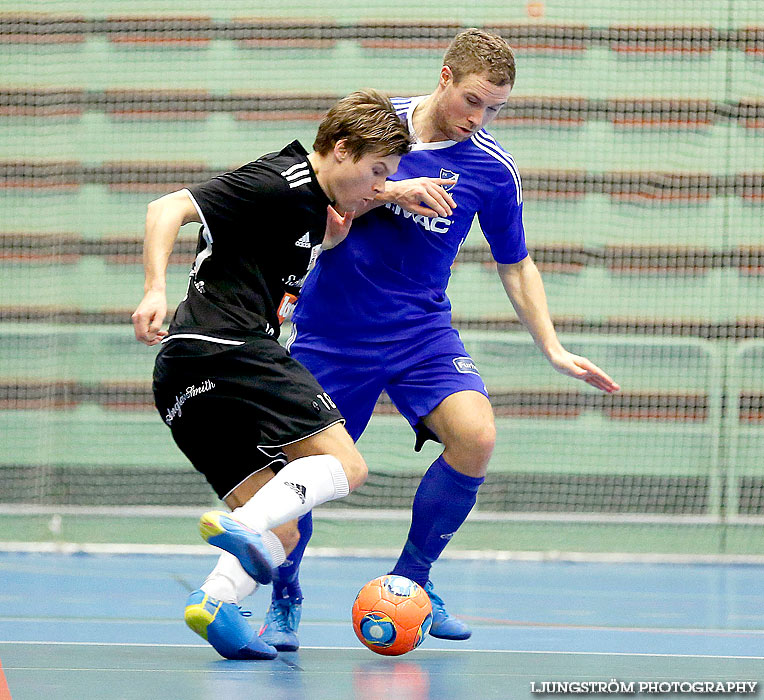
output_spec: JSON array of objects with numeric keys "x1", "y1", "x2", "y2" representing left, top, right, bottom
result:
[
  {"x1": 200, "y1": 534, "x2": 286, "y2": 604},
  {"x1": 259, "y1": 529, "x2": 288, "y2": 569},
  {"x1": 232, "y1": 454, "x2": 349, "y2": 533},
  {"x1": 200, "y1": 552, "x2": 258, "y2": 604}
]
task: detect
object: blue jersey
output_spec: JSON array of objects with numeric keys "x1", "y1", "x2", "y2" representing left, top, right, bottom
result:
[{"x1": 293, "y1": 96, "x2": 528, "y2": 341}]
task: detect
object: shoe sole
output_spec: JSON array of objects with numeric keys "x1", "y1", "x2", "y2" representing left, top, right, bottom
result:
[
  {"x1": 260, "y1": 635, "x2": 299, "y2": 652},
  {"x1": 200, "y1": 512, "x2": 273, "y2": 584},
  {"x1": 429, "y1": 629, "x2": 472, "y2": 641}
]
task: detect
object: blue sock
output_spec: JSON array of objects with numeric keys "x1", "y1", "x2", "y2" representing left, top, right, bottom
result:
[
  {"x1": 391, "y1": 455, "x2": 484, "y2": 586},
  {"x1": 271, "y1": 512, "x2": 313, "y2": 603}
]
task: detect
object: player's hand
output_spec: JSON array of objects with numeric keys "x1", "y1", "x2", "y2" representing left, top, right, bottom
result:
[
  {"x1": 382, "y1": 177, "x2": 457, "y2": 218},
  {"x1": 548, "y1": 350, "x2": 621, "y2": 393},
  {"x1": 131, "y1": 289, "x2": 168, "y2": 345},
  {"x1": 322, "y1": 205, "x2": 354, "y2": 250}
]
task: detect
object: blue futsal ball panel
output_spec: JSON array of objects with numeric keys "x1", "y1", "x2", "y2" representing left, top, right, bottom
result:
[{"x1": 358, "y1": 611, "x2": 397, "y2": 648}]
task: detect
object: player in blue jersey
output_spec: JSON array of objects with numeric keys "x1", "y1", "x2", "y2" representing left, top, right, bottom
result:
[{"x1": 259, "y1": 29, "x2": 620, "y2": 650}]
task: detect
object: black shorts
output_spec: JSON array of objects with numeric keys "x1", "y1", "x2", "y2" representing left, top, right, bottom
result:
[{"x1": 152, "y1": 332, "x2": 344, "y2": 500}]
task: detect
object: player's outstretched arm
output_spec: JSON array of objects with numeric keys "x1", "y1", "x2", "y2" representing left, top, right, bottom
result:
[
  {"x1": 374, "y1": 177, "x2": 457, "y2": 218},
  {"x1": 497, "y1": 257, "x2": 620, "y2": 394},
  {"x1": 131, "y1": 190, "x2": 200, "y2": 345}
]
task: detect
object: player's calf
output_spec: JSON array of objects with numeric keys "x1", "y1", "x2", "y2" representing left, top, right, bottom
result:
[
  {"x1": 336, "y1": 448, "x2": 368, "y2": 491},
  {"x1": 283, "y1": 422, "x2": 368, "y2": 491}
]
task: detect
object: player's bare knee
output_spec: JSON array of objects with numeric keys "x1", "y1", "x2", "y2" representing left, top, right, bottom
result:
[
  {"x1": 471, "y1": 421, "x2": 496, "y2": 464},
  {"x1": 444, "y1": 422, "x2": 495, "y2": 475}
]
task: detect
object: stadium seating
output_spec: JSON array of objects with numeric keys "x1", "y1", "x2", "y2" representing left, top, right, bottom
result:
[{"x1": 1, "y1": 4, "x2": 762, "y2": 525}]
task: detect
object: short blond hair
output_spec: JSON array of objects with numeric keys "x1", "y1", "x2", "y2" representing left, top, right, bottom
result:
[
  {"x1": 313, "y1": 89, "x2": 411, "y2": 160},
  {"x1": 443, "y1": 28, "x2": 516, "y2": 87}
]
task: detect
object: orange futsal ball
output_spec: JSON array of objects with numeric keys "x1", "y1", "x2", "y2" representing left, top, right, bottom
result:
[{"x1": 351, "y1": 575, "x2": 433, "y2": 656}]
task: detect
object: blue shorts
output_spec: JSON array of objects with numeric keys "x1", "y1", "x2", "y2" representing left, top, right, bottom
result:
[{"x1": 286, "y1": 324, "x2": 489, "y2": 447}]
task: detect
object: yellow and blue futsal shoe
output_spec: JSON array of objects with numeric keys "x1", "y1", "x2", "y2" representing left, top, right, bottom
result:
[
  {"x1": 184, "y1": 590, "x2": 278, "y2": 660},
  {"x1": 199, "y1": 510, "x2": 273, "y2": 584},
  {"x1": 258, "y1": 596, "x2": 302, "y2": 652},
  {"x1": 425, "y1": 580, "x2": 472, "y2": 640}
]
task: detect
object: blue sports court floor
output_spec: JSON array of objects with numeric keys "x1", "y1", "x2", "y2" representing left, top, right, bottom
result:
[{"x1": 1, "y1": 552, "x2": 762, "y2": 699}]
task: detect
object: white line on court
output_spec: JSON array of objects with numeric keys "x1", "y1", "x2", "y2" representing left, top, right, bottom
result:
[
  {"x1": 3, "y1": 617, "x2": 764, "y2": 637},
  {"x1": 2, "y1": 542, "x2": 764, "y2": 565},
  {"x1": 1, "y1": 641, "x2": 762, "y2": 660}
]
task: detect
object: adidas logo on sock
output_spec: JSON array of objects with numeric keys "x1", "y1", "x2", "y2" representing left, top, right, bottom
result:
[{"x1": 285, "y1": 481, "x2": 307, "y2": 504}]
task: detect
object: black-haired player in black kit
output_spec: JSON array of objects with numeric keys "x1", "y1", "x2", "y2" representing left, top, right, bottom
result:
[{"x1": 131, "y1": 90, "x2": 412, "y2": 660}]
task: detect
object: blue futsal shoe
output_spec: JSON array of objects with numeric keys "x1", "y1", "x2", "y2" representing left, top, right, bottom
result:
[
  {"x1": 199, "y1": 510, "x2": 273, "y2": 584},
  {"x1": 425, "y1": 580, "x2": 472, "y2": 640},
  {"x1": 258, "y1": 597, "x2": 302, "y2": 652},
  {"x1": 184, "y1": 590, "x2": 277, "y2": 660}
]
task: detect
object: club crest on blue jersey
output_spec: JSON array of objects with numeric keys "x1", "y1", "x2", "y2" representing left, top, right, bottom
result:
[{"x1": 439, "y1": 169, "x2": 460, "y2": 192}]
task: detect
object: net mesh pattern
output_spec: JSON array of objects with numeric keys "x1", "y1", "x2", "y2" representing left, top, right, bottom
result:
[{"x1": 2, "y1": 1, "x2": 763, "y2": 552}]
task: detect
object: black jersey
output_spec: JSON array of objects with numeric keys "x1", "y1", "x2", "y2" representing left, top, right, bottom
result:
[{"x1": 168, "y1": 141, "x2": 330, "y2": 340}]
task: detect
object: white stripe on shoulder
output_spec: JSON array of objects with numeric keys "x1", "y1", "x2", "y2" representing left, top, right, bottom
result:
[
  {"x1": 471, "y1": 131, "x2": 523, "y2": 204},
  {"x1": 285, "y1": 170, "x2": 310, "y2": 183},
  {"x1": 473, "y1": 131, "x2": 520, "y2": 174},
  {"x1": 391, "y1": 97, "x2": 413, "y2": 118},
  {"x1": 280, "y1": 160, "x2": 313, "y2": 189},
  {"x1": 281, "y1": 162, "x2": 308, "y2": 177}
]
